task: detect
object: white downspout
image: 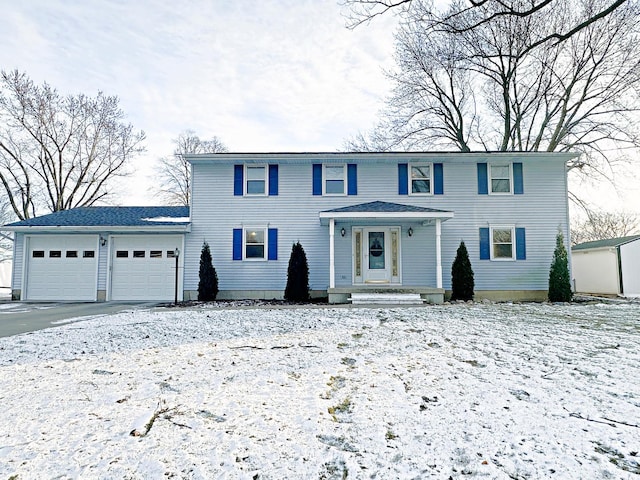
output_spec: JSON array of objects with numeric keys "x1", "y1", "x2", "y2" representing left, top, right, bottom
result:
[
  {"x1": 436, "y1": 218, "x2": 442, "y2": 289},
  {"x1": 329, "y1": 218, "x2": 335, "y2": 289}
]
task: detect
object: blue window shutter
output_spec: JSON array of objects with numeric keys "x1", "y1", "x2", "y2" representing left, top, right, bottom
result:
[
  {"x1": 233, "y1": 229, "x2": 243, "y2": 260},
  {"x1": 347, "y1": 164, "x2": 357, "y2": 195},
  {"x1": 513, "y1": 163, "x2": 524, "y2": 195},
  {"x1": 516, "y1": 227, "x2": 526, "y2": 260},
  {"x1": 479, "y1": 228, "x2": 490, "y2": 260},
  {"x1": 268, "y1": 228, "x2": 278, "y2": 260},
  {"x1": 234, "y1": 165, "x2": 243, "y2": 196},
  {"x1": 312, "y1": 164, "x2": 322, "y2": 195},
  {"x1": 269, "y1": 164, "x2": 278, "y2": 196},
  {"x1": 477, "y1": 163, "x2": 488, "y2": 195},
  {"x1": 398, "y1": 163, "x2": 408, "y2": 195},
  {"x1": 434, "y1": 163, "x2": 444, "y2": 195}
]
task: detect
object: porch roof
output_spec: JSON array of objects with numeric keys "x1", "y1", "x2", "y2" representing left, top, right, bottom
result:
[{"x1": 319, "y1": 201, "x2": 454, "y2": 224}]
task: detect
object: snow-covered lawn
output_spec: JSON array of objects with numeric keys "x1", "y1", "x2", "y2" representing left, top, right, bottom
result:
[{"x1": 0, "y1": 302, "x2": 639, "y2": 479}]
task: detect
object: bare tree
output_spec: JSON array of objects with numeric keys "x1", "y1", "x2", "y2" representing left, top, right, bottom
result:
[
  {"x1": 153, "y1": 131, "x2": 228, "y2": 206},
  {"x1": 343, "y1": 0, "x2": 640, "y2": 187},
  {"x1": 0, "y1": 70, "x2": 145, "y2": 220},
  {"x1": 342, "y1": 0, "x2": 631, "y2": 51},
  {"x1": 571, "y1": 210, "x2": 639, "y2": 244},
  {"x1": 0, "y1": 200, "x2": 13, "y2": 264}
]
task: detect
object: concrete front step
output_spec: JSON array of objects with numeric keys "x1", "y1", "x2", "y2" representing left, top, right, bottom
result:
[{"x1": 350, "y1": 292, "x2": 424, "y2": 305}]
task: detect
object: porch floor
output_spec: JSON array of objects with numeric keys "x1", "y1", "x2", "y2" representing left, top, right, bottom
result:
[{"x1": 328, "y1": 286, "x2": 445, "y2": 305}]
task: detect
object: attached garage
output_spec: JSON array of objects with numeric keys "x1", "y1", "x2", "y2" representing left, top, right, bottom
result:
[
  {"x1": 110, "y1": 235, "x2": 183, "y2": 301},
  {"x1": 4, "y1": 206, "x2": 190, "y2": 302},
  {"x1": 24, "y1": 235, "x2": 98, "y2": 301}
]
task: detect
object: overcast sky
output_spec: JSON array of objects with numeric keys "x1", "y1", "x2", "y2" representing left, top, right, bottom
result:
[
  {"x1": 2, "y1": 0, "x2": 397, "y2": 204},
  {"x1": 1, "y1": 0, "x2": 638, "y2": 215}
]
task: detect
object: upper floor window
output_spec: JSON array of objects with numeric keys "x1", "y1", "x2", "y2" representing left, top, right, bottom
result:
[
  {"x1": 489, "y1": 164, "x2": 512, "y2": 194},
  {"x1": 477, "y1": 162, "x2": 523, "y2": 195},
  {"x1": 234, "y1": 164, "x2": 278, "y2": 196},
  {"x1": 246, "y1": 166, "x2": 267, "y2": 195},
  {"x1": 410, "y1": 164, "x2": 432, "y2": 194},
  {"x1": 324, "y1": 165, "x2": 346, "y2": 195},
  {"x1": 313, "y1": 163, "x2": 357, "y2": 196}
]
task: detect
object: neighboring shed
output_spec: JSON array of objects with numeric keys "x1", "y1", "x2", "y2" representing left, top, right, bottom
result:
[{"x1": 572, "y1": 235, "x2": 640, "y2": 297}]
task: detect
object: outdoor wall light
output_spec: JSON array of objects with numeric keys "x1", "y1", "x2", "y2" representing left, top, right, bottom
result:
[
  {"x1": 408, "y1": 227, "x2": 414, "y2": 237},
  {"x1": 99, "y1": 235, "x2": 107, "y2": 246},
  {"x1": 340, "y1": 227, "x2": 346, "y2": 237}
]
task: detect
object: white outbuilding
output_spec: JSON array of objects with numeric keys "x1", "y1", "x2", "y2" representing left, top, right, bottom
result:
[{"x1": 572, "y1": 235, "x2": 640, "y2": 298}]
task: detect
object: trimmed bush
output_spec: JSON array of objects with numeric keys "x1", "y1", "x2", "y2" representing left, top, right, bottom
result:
[
  {"x1": 548, "y1": 231, "x2": 572, "y2": 302},
  {"x1": 198, "y1": 241, "x2": 218, "y2": 301},
  {"x1": 285, "y1": 241, "x2": 310, "y2": 302},
  {"x1": 451, "y1": 240, "x2": 474, "y2": 301}
]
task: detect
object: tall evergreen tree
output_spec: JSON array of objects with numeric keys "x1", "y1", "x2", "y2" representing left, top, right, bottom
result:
[
  {"x1": 548, "y1": 231, "x2": 572, "y2": 302},
  {"x1": 284, "y1": 242, "x2": 309, "y2": 302},
  {"x1": 451, "y1": 240, "x2": 474, "y2": 301},
  {"x1": 198, "y1": 241, "x2": 218, "y2": 301}
]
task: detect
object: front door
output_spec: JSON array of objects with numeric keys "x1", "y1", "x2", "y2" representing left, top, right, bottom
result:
[{"x1": 353, "y1": 227, "x2": 401, "y2": 284}]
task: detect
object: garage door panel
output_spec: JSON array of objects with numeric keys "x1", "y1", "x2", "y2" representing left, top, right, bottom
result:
[
  {"x1": 26, "y1": 235, "x2": 98, "y2": 301},
  {"x1": 110, "y1": 235, "x2": 181, "y2": 301}
]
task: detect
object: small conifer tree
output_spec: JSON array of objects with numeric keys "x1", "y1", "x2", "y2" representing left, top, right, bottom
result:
[
  {"x1": 451, "y1": 240, "x2": 474, "y2": 301},
  {"x1": 548, "y1": 231, "x2": 572, "y2": 302},
  {"x1": 198, "y1": 241, "x2": 218, "y2": 301},
  {"x1": 284, "y1": 241, "x2": 310, "y2": 302}
]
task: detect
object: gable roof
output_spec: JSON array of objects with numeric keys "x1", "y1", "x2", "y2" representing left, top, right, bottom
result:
[
  {"x1": 572, "y1": 234, "x2": 640, "y2": 251},
  {"x1": 3, "y1": 206, "x2": 190, "y2": 232},
  {"x1": 319, "y1": 201, "x2": 454, "y2": 225},
  {"x1": 323, "y1": 201, "x2": 450, "y2": 214}
]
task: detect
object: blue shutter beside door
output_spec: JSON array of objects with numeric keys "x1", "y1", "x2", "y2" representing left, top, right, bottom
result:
[
  {"x1": 479, "y1": 228, "x2": 490, "y2": 260},
  {"x1": 233, "y1": 229, "x2": 243, "y2": 260},
  {"x1": 434, "y1": 163, "x2": 443, "y2": 195},
  {"x1": 312, "y1": 164, "x2": 322, "y2": 195},
  {"x1": 398, "y1": 163, "x2": 408, "y2": 195},
  {"x1": 347, "y1": 164, "x2": 357, "y2": 195},
  {"x1": 269, "y1": 164, "x2": 278, "y2": 196},
  {"x1": 234, "y1": 165, "x2": 243, "y2": 196},
  {"x1": 268, "y1": 228, "x2": 278, "y2": 260},
  {"x1": 516, "y1": 227, "x2": 526, "y2": 260},
  {"x1": 477, "y1": 163, "x2": 488, "y2": 195},
  {"x1": 513, "y1": 163, "x2": 524, "y2": 195}
]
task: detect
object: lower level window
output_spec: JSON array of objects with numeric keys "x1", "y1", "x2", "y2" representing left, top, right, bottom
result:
[
  {"x1": 245, "y1": 228, "x2": 266, "y2": 259},
  {"x1": 492, "y1": 227, "x2": 514, "y2": 260}
]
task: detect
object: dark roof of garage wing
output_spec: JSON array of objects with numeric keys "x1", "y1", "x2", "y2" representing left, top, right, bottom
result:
[
  {"x1": 3, "y1": 206, "x2": 190, "y2": 232},
  {"x1": 572, "y1": 234, "x2": 640, "y2": 251},
  {"x1": 319, "y1": 201, "x2": 454, "y2": 224}
]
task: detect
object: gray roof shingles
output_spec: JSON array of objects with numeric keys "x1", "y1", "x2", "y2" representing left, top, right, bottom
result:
[
  {"x1": 572, "y1": 234, "x2": 640, "y2": 251},
  {"x1": 4, "y1": 206, "x2": 190, "y2": 228},
  {"x1": 323, "y1": 201, "x2": 450, "y2": 214}
]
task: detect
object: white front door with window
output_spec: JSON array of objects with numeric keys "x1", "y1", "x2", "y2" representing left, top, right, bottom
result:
[{"x1": 353, "y1": 227, "x2": 401, "y2": 284}]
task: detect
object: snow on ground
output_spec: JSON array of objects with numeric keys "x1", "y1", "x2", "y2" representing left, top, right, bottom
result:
[{"x1": 0, "y1": 302, "x2": 639, "y2": 479}]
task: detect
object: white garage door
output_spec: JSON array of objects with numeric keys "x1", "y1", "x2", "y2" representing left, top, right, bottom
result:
[
  {"x1": 110, "y1": 235, "x2": 182, "y2": 301},
  {"x1": 26, "y1": 235, "x2": 98, "y2": 301}
]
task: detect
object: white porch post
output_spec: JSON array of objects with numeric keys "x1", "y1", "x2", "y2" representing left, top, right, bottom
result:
[
  {"x1": 436, "y1": 218, "x2": 443, "y2": 289},
  {"x1": 329, "y1": 218, "x2": 335, "y2": 289}
]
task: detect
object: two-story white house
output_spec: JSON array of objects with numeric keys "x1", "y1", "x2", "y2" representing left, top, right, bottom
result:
[{"x1": 4, "y1": 152, "x2": 575, "y2": 303}]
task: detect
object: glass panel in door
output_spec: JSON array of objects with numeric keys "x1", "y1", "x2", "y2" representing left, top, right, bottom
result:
[{"x1": 368, "y1": 232, "x2": 385, "y2": 269}]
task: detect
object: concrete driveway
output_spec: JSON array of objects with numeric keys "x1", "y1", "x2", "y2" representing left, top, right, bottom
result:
[{"x1": 0, "y1": 302, "x2": 160, "y2": 338}]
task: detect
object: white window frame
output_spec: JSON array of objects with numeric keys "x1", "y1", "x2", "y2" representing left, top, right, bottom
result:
[
  {"x1": 490, "y1": 226, "x2": 516, "y2": 261},
  {"x1": 489, "y1": 163, "x2": 513, "y2": 195},
  {"x1": 323, "y1": 164, "x2": 347, "y2": 196},
  {"x1": 244, "y1": 165, "x2": 268, "y2": 196},
  {"x1": 409, "y1": 162, "x2": 433, "y2": 195},
  {"x1": 243, "y1": 227, "x2": 268, "y2": 261}
]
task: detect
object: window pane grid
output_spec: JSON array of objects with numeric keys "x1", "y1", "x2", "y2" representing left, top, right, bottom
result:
[
  {"x1": 490, "y1": 164, "x2": 511, "y2": 193},
  {"x1": 492, "y1": 228, "x2": 514, "y2": 259},
  {"x1": 246, "y1": 166, "x2": 266, "y2": 195},
  {"x1": 411, "y1": 164, "x2": 431, "y2": 193},
  {"x1": 324, "y1": 165, "x2": 345, "y2": 194},
  {"x1": 245, "y1": 229, "x2": 266, "y2": 259}
]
